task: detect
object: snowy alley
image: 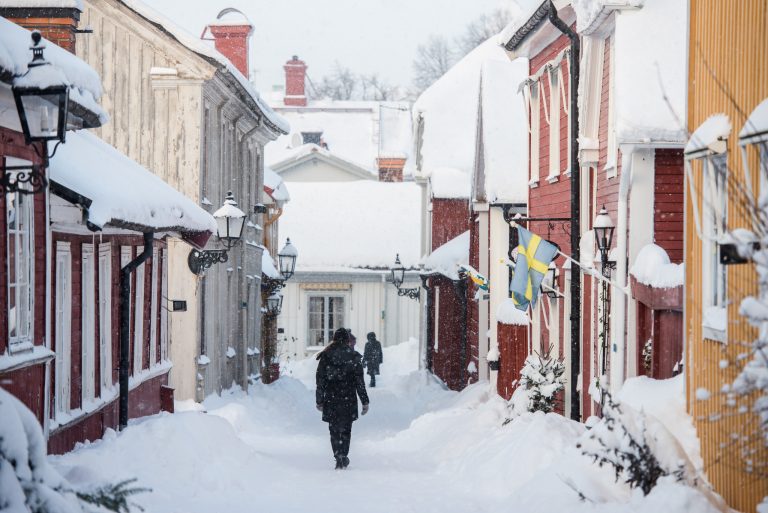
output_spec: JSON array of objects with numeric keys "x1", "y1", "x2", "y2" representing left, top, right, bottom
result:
[{"x1": 46, "y1": 340, "x2": 724, "y2": 513}]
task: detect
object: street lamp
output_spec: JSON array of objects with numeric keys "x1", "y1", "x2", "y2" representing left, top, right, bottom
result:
[
  {"x1": 278, "y1": 238, "x2": 298, "y2": 281},
  {"x1": 187, "y1": 192, "x2": 246, "y2": 274},
  {"x1": 390, "y1": 254, "x2": 419, "y2": 300},
  {"x1": 265, "y1": 293, "x2": 283, "y2": 317},
  {"x1": 593, "y1": 205, "x2": 615, "y2": 267},
  {"x1": 541, "y1": 263, "x2": 559, "y2": 299},
  {"x1": 12, "y1": 31, "x2": 69, "y2": 148}
]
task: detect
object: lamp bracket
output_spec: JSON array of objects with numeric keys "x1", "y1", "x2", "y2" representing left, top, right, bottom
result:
[
  {"x1": 187, "y1": 249, "x2": 228, "y2": 275},
  {"x1": 1, "y1": 163, "x2": 47, "y2": 195},
  {"x1": 263, "y1": 278, "x2": 285, "y2": 295},
  {"x1": 397, "y1": 287, "x2": 421, "y2": 300}
]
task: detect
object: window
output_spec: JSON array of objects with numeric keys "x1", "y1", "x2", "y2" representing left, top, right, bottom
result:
[
  {"x1": 82, "y1": 244, "x2": 96, "y2": 403},
  {"x1": 55, "y1": 243, "x2": 71, "y2": 417},
  {"x1": 301, "y1": 131, "x2": 323, "y2": 145},
  {"x1": 160, "y1": 248, "x2": 169, "y2": 362},
  {"x1": 548, "y1": 67, "x2": 561, "y2": 181},
  {"x1": 6, "y1": 188, "x2": 34, "y2": 352},
  {"x1": 149, "y1": 248, "x2": 159, "y2": 367},
  {"x1": 120, "y1": 247, "x2": 133, "y2": 369},
  {"x1": 99, "y1": 245, "x2": 112, "y2": 390},
  {"x1": 133, "y1": 246, "x2": 145, "y2": 374},
  {"x1": 307, "y1": 295, "x2": 345, "y2": 346},
  {"x1": 701, "y1": 154, "x2": 728, "y2": 341},
  {"x1": 529, "y1": 81, "x2": 541, "y2": 186},
  {"x1": 433, "y1": 287, "x2": 440, "y2": 352}
]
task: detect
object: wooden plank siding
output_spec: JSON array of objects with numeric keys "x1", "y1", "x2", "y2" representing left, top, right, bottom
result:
[{"x1": 686, "y1": 1, "x2": 768, "y2": 511}]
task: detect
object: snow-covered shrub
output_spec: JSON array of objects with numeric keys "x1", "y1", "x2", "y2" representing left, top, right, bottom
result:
[
  {"x1": 0, "y1": 387, "x2": 148, "y2": 513},
  {"x1": 578, "y1": 391, "x2": 695, "y2": 496},
  {"x1": 518, "y1": 346, "x2": 566, "y2": 413}
]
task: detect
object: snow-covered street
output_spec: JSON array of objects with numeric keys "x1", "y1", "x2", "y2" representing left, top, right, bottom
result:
[{"x1": 48, "y1": 340, "x2": 722, "y2": 513}]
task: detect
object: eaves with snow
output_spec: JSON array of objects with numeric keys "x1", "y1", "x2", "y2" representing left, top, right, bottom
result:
[
  {"x1": 414, "y1": 36, "x2": 523, "y2": 201},
  {"x1": 277, "y1": 181, "x2": 421, "y2": 273},
  {"x1": 266, "y1": 100, "x2": 411, "y2": 177},
  {"x1": 420, "y1": 231, "x2": 470, "y2": 281},
  {"x1": 117, "y1": 0, "x2": 288, "y2": 137},
  {"x1": 0, "y1": 16, "x2": 107, "y2": 129},
  {"x1": 51, "y1": 131, "x2": 216, "y2": 248}
]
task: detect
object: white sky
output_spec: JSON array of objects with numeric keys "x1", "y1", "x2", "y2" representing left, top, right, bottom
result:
[{"x1": 142, "y1": 0, "x2": 514, "y2": 94}]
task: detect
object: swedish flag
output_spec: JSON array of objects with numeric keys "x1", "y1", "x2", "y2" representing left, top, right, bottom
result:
[{"x1": 510, "y1": 226, "x2": 558, "y2": 311}]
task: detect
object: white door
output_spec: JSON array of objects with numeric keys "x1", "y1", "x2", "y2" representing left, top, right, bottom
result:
[
  {"x1": 55, "y1": 243, "x2": 72, "y2": 418},
  {"x1": 81, "y1": 244, "x2": 96, "y2": 403}
]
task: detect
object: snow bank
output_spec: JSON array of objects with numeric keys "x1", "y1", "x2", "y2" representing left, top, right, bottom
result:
[
  {"x1": 630, "y1": 243, "x2": 684, "y2": 288},
  {"x1": 51, "y1": 130, "x2": 216, "y2": 236},
  {"x1": 421, "y1": 231, "x2": 470, "y2": 280},
  {"x1": 277, "y1": 181, "x2": 421, "y2": 270},
  {"x1": 430, "y1": 167, "x2": 471, "y2": 199},
  {"x1": 497, "y1": 298, "x2": 530, "y2": 325}
]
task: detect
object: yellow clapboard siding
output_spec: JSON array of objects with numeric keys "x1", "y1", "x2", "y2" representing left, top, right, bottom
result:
[{"x1": 686, "y1": 1, "x2": 768, "y2": 511}]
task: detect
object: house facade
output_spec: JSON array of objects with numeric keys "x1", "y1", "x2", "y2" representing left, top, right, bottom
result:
[
  {"x1": 684, "y1": 1, "x2": 768, "y2": 510},
  {"x1": 70, "y1": 0, "x2": 288, "y2": 400}
]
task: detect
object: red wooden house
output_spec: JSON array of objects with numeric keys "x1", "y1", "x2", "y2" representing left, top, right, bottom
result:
[{"x1": 500, "y1": 0, "x2": 688, "y2": 418}]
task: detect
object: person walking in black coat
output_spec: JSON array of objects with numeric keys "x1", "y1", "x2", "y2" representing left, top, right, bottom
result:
[
  {"x1": 316, "y1": 328, "x2": 369, "y2": 469},
  {"x1": 362, "y1": 332, "x2": 383, "y2": 387}
]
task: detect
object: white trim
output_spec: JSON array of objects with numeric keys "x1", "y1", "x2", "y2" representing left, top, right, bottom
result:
[
  {"x1": 530, "y1": 81, "x2": 541, "y2": 185},
  {"x1": 81, "y1": 243, "x2": 96, "y2": 403},
  {"x1": 548, "y1": 66, "x2": 561, "y2": 180},
  {"x1": 160, "y1": 248, "x2": 169, "y2": 361},
  {"x1": 98, "y1": 244, "x2": 112, "y2": 390},
  {"x1": 149, "y1": 247, "x2": 159, "y2": 367},
  {"x1": 433, "y1": 286, "x2": 440, "y2": 352},
  {"x1": 604, "y1": 36, "x2": 618, "y2": 177},
  {"x1": 5, "y1": 175, "x2": 35, "y2": 353},
  {"x1": 54, "y1": 242, "x2": 72, "y2": 419},
  {"x1": 133, "y1": 246, "x2": 145, "y2": 374}
]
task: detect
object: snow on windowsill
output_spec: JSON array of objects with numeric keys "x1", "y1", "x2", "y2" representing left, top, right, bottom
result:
[
  {"x1": 546, "y1": 173, "x2": 559, "y2": 184},
  {"x1": 0, "y1": 345, "x2": 54, "y2": 373},
  {"x1": 197, "y1": 355, "x2": 211, "y2": 365},
  {"x1": 702, "y1": 306, "x2": 727, "y2": 343},
  {"x1": 226, "y1": 347, "x2": 237, "y2": 359},
  {"x1": 128, "y1": 360, "x2": 173, "y2": 390},
  {"x1": 51, "y1": 385, "x2": 119, "y2": 431},
  {"x1": 528, "y1": 178, "x2": 539, "y2": 188}
]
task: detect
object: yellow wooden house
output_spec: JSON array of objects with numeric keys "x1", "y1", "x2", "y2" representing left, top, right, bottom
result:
[{"x1": 685, "y1": 1, "x2": 768, "y2": 511}]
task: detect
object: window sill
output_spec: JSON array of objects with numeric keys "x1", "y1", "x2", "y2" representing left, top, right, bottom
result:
[
  {"x1": 529, "y1": 179, "x2": 540, "y2": 189},
  {"x1": 702, "y1": 326, "x2": 726, "y2": 343},
  {"x1": 546, "y1": 174, "x2": 560, "y2": 184},
  {"x1": 0, "y1": 345, "x2": 54, "y2": 373},
  {"x1": 604, "y1": 162, "x2": 617, "y2": 179}
]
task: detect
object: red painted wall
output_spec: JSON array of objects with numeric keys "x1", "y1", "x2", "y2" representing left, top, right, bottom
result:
[
  {"x1": 431, "y1": 198, "x2": 469, "y2": 250},
  {"x1": 654, "y1": 149, "x2": 685, "y2": 263},
  {"x1": 497, "y1": 322, "x2": 527, "y2": 400},
  {"x1": 428, "y1": 275, "x2": 467, "y2": 390}
]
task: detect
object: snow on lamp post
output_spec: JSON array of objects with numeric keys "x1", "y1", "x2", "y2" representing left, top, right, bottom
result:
[
  {"x1": 187, "y1": 192, "x2": 246, "y2": 274},
  {"x1": 278, "y1": 238, "x2": 298, "y2": 281},
  {"x1": 390, "y1": 254, "x2": 419, "y2": 300},
  {"x1": 593, "y1": 205, "x2": 615, "y2": 270}
]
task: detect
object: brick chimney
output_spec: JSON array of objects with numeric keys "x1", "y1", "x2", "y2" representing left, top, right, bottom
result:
[
  {"x1": 377, "y1": 158, "x2": 406, "y2": 182},
  {"x1": 0, "y1": 4, "x2": 82, "y2": 53},
  {"x1": 208, "y1": 19, "x2": 253, "y2": 77},
  {"x1": 284, "y1": 56, "x2": 307, "y2": 107}
]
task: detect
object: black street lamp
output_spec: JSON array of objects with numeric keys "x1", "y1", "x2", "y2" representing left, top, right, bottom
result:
[
  {"x1": 12, "y1": 31, "x2": 69, "y2": 148},
  {"x1": 265, "y1": 293, "x2": 283, "y2": 317},
  {"x1": 541, "y1": 263, "x2": 559, "y2": 299},
  {"x1": 593, "y1": 205, "x2": 615, "y2": 268},
  {"x1": 188, "y1": 192, "x2": 246, "y2": 274},
  {"x1": 390, "y1": 254, "x2": 419, "y2": 300},
  {"x1": 278, "y1": 238, "x2": 298, "y2": 281}
]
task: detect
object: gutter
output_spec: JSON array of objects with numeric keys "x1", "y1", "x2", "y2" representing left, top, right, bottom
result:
[{"x1": 119, "y1": 232, "x2": 154, "y2": 430}]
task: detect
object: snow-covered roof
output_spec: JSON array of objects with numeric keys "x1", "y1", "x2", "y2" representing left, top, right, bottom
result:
[
  {"x1": 497, "y1": 298, "x2": 530, "y2": 325},
  {"x1": 262, "y1": 248, "x2": 281, "y2": 280},
  {"x1": 267, "y1": 101, "x2": 410, "y2": 174},
  {"x1": 264, "y1": 167, "x2": 290, "y2": 203},
  {"x1": 740, "y1": 97, "x2": 768, "y2": 144},
  {"x1": 0, "y1": 17, "x2": 106, "y2": 125},
  {"x1": 268, "y1": 143, "x2": 375, "y2": 181},
  {"x1": 613, "y1": 0, "x2": 687, "y2": 143},
  {"x1": 629, "y1": 243, "x2": 684, "y2": 289},
  {"x1": 1, "y1": 0, "x2": 82, "y2": 9},
  {"x1": 51, "y1": 130, "x2": 216, "y2": 244},
  {"x1": 684, "y1": 114, "x2": 731, "y2": 156},
  {"x1": 431, "y1": 167, "x2": 471, "y2": 199},
  {"x1": 421, "y1": 231, "x2": 470, "y2": 280},
  {"x1": 478, "y1": 57, "x2": 529, "y2": 204},
  {"x1": 278, "y1": 181, "x2": 421, "y2": 271},
  {"x1": 414, "y1": 37, "x2": 512, "y2": 199},
  {"x1": 572, "y1": 0, "x2": 642, "y2": 34},
  {"x1": 118, "y1": 0, "x2": 288, "y2": 135}
]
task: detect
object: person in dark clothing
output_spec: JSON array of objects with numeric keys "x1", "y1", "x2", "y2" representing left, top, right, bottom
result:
[
  {"x1": 362, "y1": 332, "x2": 383, "y2": 387},
  {"x1": 315, "y1": 328, "x2": 369, "y2": 469}
]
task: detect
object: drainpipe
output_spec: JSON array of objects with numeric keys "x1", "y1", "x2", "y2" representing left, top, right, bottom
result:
[
  {"x1": 119, "y1": 232, "x2": 154, "y2": 430},
  {"x1": 610, "y1": 148, "x2": 634, "y2": 392},
  {"x1": 547, "y1": 1, "x2": 581, "y2": 421}
]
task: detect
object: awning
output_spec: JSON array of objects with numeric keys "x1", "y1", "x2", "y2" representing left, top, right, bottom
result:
[
  {"x1": 420, "y1": 231, "x2": 470, "y2": 280},
  {"x1": 50, "y1": 130, "x2": 216, "y2": 248}
]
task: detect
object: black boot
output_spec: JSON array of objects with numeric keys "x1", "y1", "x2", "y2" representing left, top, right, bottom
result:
[
  {"x1": 334, "y1": 456, "x2": 343, "y2": 470},
  {"x1": 341, "y1": 456, "x2": 350, "y2": 469}
]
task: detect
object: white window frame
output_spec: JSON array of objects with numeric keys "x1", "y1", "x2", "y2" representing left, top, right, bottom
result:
[
  {"x1": 160, "y1": 248, "x2": 169, "y2": 362},
  {"x1": 548, "y1": 67, "x2": 561, "y2": 182},
  {"x1": 433, "y1": 286, "x2": 440, "y2": 352},
  {"x1": 5, "y1": 171, "x2": 35, "y2": 353},
  {"x1": 55, "y1": 242, "x2": 72, "y2": 418},
  {"x1": 529, "y1": 81, "x2": 541, "y2": 187},
  {"x1": 701, "y1": 154, "x2": 728, "y2": 342},
  {"x1": 98, "y1": 244, "x2": 112, "y2": 391},
  {"x1": 306, "y1": 293, "x2": 347, "y2": 347},
  {"x1": 149, "y1": 247, "x2": 159, "y2": 367},
  {"x1": 133, "y1": 246, "x2": 145, "y2": 374},
  {"x1": 81, "y1": 244, "x2": 96, "y2": 403}
]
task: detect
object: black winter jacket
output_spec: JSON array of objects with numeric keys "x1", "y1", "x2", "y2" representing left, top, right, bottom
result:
[
  {"x1": 316, "y1": 343, "x2": 369, "y2": 423},
  {"x1": 363, "y1": 340, "x2": 383, "y2": 375}
]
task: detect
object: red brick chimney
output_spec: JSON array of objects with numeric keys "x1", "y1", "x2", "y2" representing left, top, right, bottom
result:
[
  {"x1": 284, "y1": 56, "x2": 307, "y2": 107},
  {"x1": 0, "y1": 4, "x2": 82, "y2": 53},
  {"x1": 208, "y1": 19, "x2": 253, "y2": 77},
  {"x1": 377, "y1": 158, "x2": 406, "y2": 182}
]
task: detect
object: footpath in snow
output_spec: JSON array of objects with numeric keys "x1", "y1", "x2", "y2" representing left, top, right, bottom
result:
[{"x1": 49, "y1": 339, "x2": 727, "y2": 513}]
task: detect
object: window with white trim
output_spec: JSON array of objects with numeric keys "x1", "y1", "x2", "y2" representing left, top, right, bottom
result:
[
  {"x1": 160, "y1": 248, "x2": 169, "y2": 362},
  {"x1": 82, "y1": 244, "x2": 96, "y2": 403},
  {"x1": 6, "y1": 188, "x2": 34, "y2": 352},
  {"x1": 308, "y1": 295, "x2": 345, "y2": 346},
  {"x1": 149, "y1": 247, "x2": 159, "y2": 367},
  {"x1": 548, "y1": 66, "x2": 561, "y2": 180},
  {"x1": 701, "y1": 154, "x2": 728, "y2": 341},
  {"x1": 55, "y1": 243, "x2": 72, "y2": 418},
  {"x1": 133, "y1": 246, "x2": 145, "y2": 374},
  {"x1": 98, "y1": 244, "x2": 112, "y2": 390},
  {"x1": 530, "y1": 81, "x2": 541, "y2": 186}
]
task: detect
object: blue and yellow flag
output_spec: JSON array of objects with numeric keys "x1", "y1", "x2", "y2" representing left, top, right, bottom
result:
[
  {"x1": 459, "y1": 264, "x2": 489, "y2": 291},
  {"x1": 510, "y1": 226, "x2": 558, "y2": 311}
]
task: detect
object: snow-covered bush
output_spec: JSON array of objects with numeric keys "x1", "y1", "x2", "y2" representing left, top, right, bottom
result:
[
  {"x1": 517, "y1": 346, "x2": 566, "y2": 413},
  {"x1": 578, "y1": 391, "x2": 695, "y2": 496},
  {"x1": 0, "y1": 387, "x2": 148, "y2": 513}
]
